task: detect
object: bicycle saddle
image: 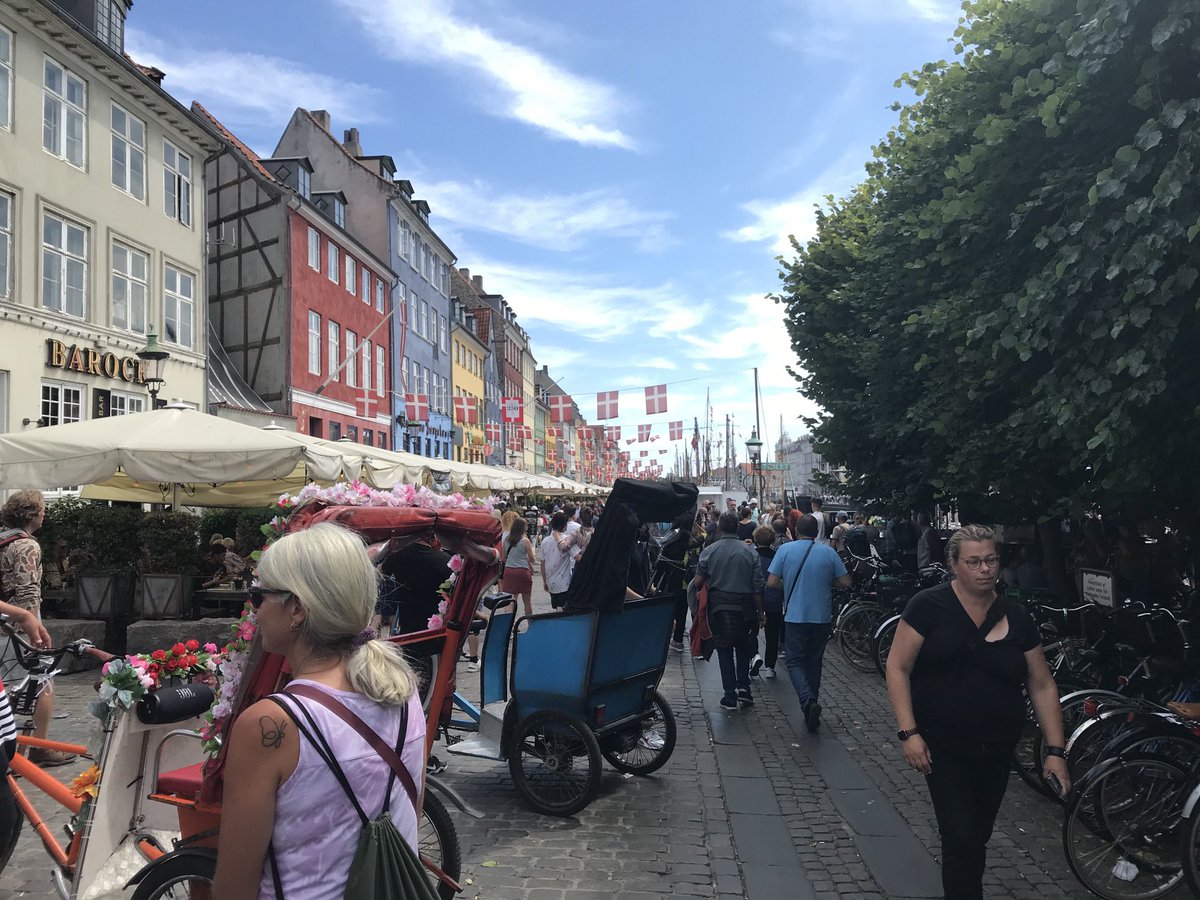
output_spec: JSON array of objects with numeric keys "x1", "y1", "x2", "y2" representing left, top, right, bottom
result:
[{"x1": 1167, "y1": 701, "x2": 1200, "y2": 722}]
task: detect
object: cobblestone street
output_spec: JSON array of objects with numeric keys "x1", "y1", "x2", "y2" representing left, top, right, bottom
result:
[{"x1": 4, "y1": 600, "x2": 1092, "y2": 899}]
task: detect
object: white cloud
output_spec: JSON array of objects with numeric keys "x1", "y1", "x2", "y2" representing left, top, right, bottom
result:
[
  {"x1": 125, "y1": 31, "x2": 384, "y2": 125},
  {"x1": 771, "y1": 0, "x2": 960, "y2": 59},
  {"x1": 637, "y1": 357, "x2": 677, "y2": 370},
  {"x1": 332, "y1": 0, "x2": 635, "y2": 149},
  {"x1": 420, "y1": 178, "x2": 673, "y2": 252}
]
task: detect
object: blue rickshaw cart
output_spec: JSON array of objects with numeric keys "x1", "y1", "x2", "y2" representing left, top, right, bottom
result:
[{"x1": 448, "y1": 479, "x2": 698, "y2": 816}]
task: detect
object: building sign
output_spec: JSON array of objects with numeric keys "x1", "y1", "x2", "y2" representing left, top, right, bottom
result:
[
  {"x1": 46, "y1": 340, "x2": 146, "y2": 384},
  {"x1": 91, "y1": 388, "x2": 111, "y2": 419},
  {"x1": 1078, "y1": 569, "x2": 1114, "y2": 608}
]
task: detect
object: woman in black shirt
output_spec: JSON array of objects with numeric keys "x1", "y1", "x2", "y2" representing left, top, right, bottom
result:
[{"x1": 886, "y1": 525, "x2": 1070, "y2": 900}]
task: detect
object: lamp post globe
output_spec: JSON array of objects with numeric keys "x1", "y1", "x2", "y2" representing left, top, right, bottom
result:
[
  {"x1": 746, "y1": 428, "x2": 764, "y2": 505},
  {"x1": 136, "y1": 332, "x2": 170, "y2": 408}
]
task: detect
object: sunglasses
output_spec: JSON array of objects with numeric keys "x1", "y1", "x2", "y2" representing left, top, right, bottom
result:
[{"x1": 247, "y1": 585, "x2": 293, "y2": 609}]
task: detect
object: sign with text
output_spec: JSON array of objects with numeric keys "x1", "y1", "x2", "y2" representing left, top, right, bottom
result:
[
  {"x1": 1078, "y1": 569, "x2": 1115, "y2": 608},
  {"x1": 46, "y1": 339, "x2": 146, "y2": 384}
]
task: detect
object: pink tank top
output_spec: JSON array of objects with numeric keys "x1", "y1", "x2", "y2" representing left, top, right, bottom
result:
[{"x1": 258, "y1": 681, "x2": 426, "y2": 900}]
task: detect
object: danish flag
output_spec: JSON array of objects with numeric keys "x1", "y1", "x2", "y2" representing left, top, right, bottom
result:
[
  {"x1": 638, "y1": 424, "x2": 651, "y2": 442},
  {"x1": 501, "y1": 397, "x2": 523, "y2": 423},
  {"x1": 577, "y1": 426, "x2": 591, "y2": 441},
  {"x1": 669, "y1": 420, "x2": 683, "y2": 441},
  {"x1": 520, "y1": 425, "x2": 533, "y2": 440},
  {"x1": 355, "y1": 390, "x2": 378, "y2": 419},
  {"x1": 596, "y1": 391, "x2": 619, "y2": 420},
  {"x1": 453, "y1": 396, "x2": 478, "y2": 424},
  {"x1": 545, "y1": 426, "x2": 557, "y2": 439},
  {"x1": 485, "y1": 423, "x2": 501, "y2": 443},
  {"x1": 644, "y1": 384, "x2": 667, "y2": 415},
  {"x1": 404, "y1": 393, "x2": 429, "y2": 422},
  {"x1": 548, "y1": 394, "x2": 573, "y2": 423},
  {"x1": 640, "y1": 450, "x2": 649, "y2": 457},
  {"x1": 605, "y1": 426, "x2": 621, "y2": 443}
]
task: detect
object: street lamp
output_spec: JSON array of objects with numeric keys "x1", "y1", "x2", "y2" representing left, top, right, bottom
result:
[
  {"x1": 136, "y1": 332, "x2": 170, "y2": 408},
  {"x1": 395, "y1": 412, "x2": 421, "y2": 453},
  {"x1": 745, "y1": 428, "x2": 763, "y2": 505}
]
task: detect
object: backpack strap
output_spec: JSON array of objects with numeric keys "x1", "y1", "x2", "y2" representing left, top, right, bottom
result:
[{"x1": 780, "y1": 541, "x2": 817, "y2": 618}]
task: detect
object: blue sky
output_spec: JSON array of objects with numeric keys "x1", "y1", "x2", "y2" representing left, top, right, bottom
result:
[{"x1": 128, "y1": 0, "x2": 963, "y2": 470}]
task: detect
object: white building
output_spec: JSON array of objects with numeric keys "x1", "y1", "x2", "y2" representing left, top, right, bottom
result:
[{"x1": 0, "y1": 0, "x2": 215, "y2": 436}]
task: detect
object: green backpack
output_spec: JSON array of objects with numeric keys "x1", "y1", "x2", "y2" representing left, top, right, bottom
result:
[{"x1": 268, "y1": 685, "x2": 440, "y2": 900}]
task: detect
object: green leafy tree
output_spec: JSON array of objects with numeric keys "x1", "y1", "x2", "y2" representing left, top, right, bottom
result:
[{"x1": 778, "y1": 0, "x2": 1200, "y2": 545}]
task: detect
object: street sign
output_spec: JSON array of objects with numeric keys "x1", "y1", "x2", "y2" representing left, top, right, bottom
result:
[{"x1": 759, "y1": 462, "x2": 789, "y2": 471}]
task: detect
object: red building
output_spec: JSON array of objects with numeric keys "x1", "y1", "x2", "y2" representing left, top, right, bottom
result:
[{"x1": 195, "y1": 104, "x2": 394, "y2": 446}]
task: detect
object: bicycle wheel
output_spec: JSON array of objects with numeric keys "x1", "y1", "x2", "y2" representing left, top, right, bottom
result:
[
  {"x1": 836, "y1": 603, "x2": 886, "y2": 672},
  {"x1": 1013, "y1": 677, "x2": 1092, "y2": 797},
  {"x1": 1063, "y1": 754, "x2": 1189, "y2": 899},
  {"x1": 507, "y1": 709, "x2": 602, "y2": 817},
  {"x1": 418, "y1": 791, "x2": 462, "y2": 900},
  {"x1": 1180, "y1": 784, "x2": 1200, "y2": 897},
  {"x1": 130, "y1": 852, "x2": 216, "y2": 900},
  {"x1": 601, "y1": 691, "x2": 677, "y2": 776},
  {"x1": 872, "y1": 615, "x2": 900, "y2": 678}
]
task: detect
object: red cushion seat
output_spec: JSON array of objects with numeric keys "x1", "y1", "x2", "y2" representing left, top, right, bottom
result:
[{"x1": 156, "y1": 762, "x2": 204, "y2": 798}]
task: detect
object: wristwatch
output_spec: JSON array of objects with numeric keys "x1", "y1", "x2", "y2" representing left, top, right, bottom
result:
[
  {"x1": 897, "y1": 728, "x2": 920, "y2": 742},
  {"x1": 1044, "y1": 745, "x2": 1066, "y2": 758}
]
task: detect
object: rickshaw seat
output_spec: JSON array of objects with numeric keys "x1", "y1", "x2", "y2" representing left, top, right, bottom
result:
[{"x1": 156, "y1": 763, "x2": 204, "y2": 799}]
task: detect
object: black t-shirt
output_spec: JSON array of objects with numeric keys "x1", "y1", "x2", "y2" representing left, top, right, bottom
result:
[
  {"x1": 736, "y1": 521, "x2": 756, "y2": 541},
  {"x1": 902, "y1": 583, "x2": 1041, "y2": 747},
  {"x1": 380, "y1": 542, "x2": 452, "y2": 635}
]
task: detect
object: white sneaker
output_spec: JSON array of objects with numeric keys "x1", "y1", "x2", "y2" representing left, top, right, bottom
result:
[
  {"x1": 749, "y1": 654, "x2": 764, "y2": 677},
  {"x1": 762, "y1": 667, "x2": 776, "y2": 678},
  {"x1": 466, "y1": 658, "x2": 480, "y2": 672}
]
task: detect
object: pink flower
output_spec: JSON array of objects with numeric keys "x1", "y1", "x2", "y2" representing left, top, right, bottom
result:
[
  {"x1": 447, "y1": 555, "x2": 464, "y2": 573},
  {"x1": 426, "y1": 614, "x2": 444, "y2": 630},
  {"x1": 237, "y1": 620, "x2": 256, "y2": 641},
  {"x1": 203, "y1": 642, "x2": 219, "y2": 654}
]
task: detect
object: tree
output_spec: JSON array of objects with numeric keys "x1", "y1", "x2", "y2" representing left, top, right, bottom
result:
[{"x1": 778, "y1": 0, "x2": 1200, "y2": 543}]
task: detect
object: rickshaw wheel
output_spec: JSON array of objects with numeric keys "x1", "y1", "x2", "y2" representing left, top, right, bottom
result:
[
  {"x1": 130, "y1": 851, "x2": 215, "y2": 899},
  {"x1": 601, "y1": 691, "x2": 677, "y2": 776},
  {"x1": 508, "y1": 710, "x2": 602, "y2": 817},
  {"x1": 419, "y1": 790, "x2": 462, "y2": 900}
]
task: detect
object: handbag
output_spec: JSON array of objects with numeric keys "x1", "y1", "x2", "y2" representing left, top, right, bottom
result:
[{"x1": 267, "y1": 685, "x2": 440, "y2": 900}]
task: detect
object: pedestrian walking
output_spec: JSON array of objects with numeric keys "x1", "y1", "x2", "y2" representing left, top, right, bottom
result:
[
  {"x1": 809, "y1": 498, "x2": 830, "y2": 545},
  {"x1": 766, "y1": 514, "x2": 850, "y2": 733},
  {"x1": 540, "y1": 512, "x2": 574, "y2": 609},
  {"x1": 691, "y1": 511, "x2": 764, "y2": 710},
  {"x1": 499, "y1": 517, "x2": 536, "y2": 619},
  {"x1": 752, "y1": 527, "x2": 784, "y2": 678},
  {"x1": 659, "y1": 512, "x2": 699, "y2": 653},
  {"x1": 885, "y1": 524, "x2": 1070, "y2": 900}
]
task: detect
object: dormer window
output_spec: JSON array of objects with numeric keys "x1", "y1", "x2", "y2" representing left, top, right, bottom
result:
[
  {"x1": 95, "y1": 0, "x2": 127, "y2": 53},
  {"x1": 297, "y1": 166, "x2": 311, "y2": 199},
  {"x1": 333, "y1": 198, "x2": 345, "y2": 228}
]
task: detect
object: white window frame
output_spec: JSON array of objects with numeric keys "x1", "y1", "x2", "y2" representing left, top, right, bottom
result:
[
  {"x1": 163, "y1": 139, "x2": 192, "y2": 226},
  {"x1": 0, "y1": 190, "x2": 11, "y2": 299},
  {"x1": 361, "y1": 271, "x2": 370, "y2": 305},
  {"x1": 307, "y1": 310, "x2": 321, "y2": 375},
  {"x1": 375, "y1": 280, "x2": 385, "y2": 313},
  {"x1": 43, "y1": 57, "x2": 86, "y2": 168},
  {"x1": 109, "y1": 390, "x2": 145, "y2": 416},
  {"x1": 328, "y1": 321, "x2": 340, "y2": 382},
  {"x1": 307, "y1": 226, "x2": 320, "y2": 271},
  {"x1": 297, "y1": 166, "x2": 311, "y2": 199},
  {"x1": 327, "y1": 243, "x2": 339, "y2": 284},
  {"x1": 375, "y1": 345, "x2": 385, "y2": 398},
  {"x1": 422, "y1": 367, "x2": 430, "y2": 407},
  {"x1": 111, "y1": 241, "x2": 148, "y2": 334},
  {"x1": 361, "y1": 339, "x2": 371, "y2": 392},
  {"x1": 419, "y1": 301, "x2": 429, "y2": 339},
  {"x1": 438, "y1": 314, "x2": 448, "y2": 352},
  {"x1": 164, "y1": 264, "x2": 195, "y2": 349},
  {"x1": 41, "y1": 378, "x2": 84, "y2": 426},
  {"x1": 345, "y1": 256, "x2": 356, "y2": 295},
  {"x1": 333, "y1": 198, "x2": 345, "y2": 229},
  {"x1": 110, "y1": 102, "x2": 146, "y2": 201},
  {"x1": 345, "y1": 330, "x2": 357, "y2": 387},
  {"x1": 95, "y1": 0, "x2": 126, "y2": 51},
  {"x1": 401, "y1": 222, "x2": 411, "y2": 261},
  {"x1": 0, "y1": 27, "x2": 13, "y2": 132},
  {"x1": 41, "y1": 211, "x2": 88, "y2": 319},
  {"x1": 409, "y1": 291, "x2": 420, "y2": 339}
]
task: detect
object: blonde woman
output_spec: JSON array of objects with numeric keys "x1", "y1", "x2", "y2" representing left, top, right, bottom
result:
[{"x1": 213, "y1": 523, "x2": 424, "y2": 900}]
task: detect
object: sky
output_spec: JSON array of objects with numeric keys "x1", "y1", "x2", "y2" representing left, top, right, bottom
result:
[{"x1": 128, "y1": 0, "x2": 965, "y2": 473}]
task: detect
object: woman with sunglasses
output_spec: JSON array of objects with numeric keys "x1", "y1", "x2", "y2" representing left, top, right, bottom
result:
[
  {"x1": 213, "y1": 523, "x2": 423, "y2": 900},
  {"x1": 886, "y1": 524, "x2": 1069, "y2": 900}
]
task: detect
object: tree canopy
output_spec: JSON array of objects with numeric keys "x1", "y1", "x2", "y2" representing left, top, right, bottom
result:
[{"x1": 777, "y1": 0, "x2": 1200, "y2": 532}]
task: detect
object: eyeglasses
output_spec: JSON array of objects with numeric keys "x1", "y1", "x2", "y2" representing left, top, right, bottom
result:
[
  {"x1": 959, "y1": 556, "x2": 1000, "y2": 570},
  {"x1": 247, "y1": 585, "x2": 292, "y2": 609}
]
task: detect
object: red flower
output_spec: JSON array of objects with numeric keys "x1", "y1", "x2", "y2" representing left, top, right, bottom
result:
[
  {"x1": 185, "y1": 639, "x2": 200, "y2": 652},
  {"x1": 165, "y1": 658, "x2": 178, "y2": 671},
  {"x1": 151, "y1": 649, "x2": 166, "y2": 661},
  {"x1": 185, "y1": 654, "x2": 198, "y2": 668},
  {"x1": 171, "y1": 643, "x2": 187, "y2": 656}
]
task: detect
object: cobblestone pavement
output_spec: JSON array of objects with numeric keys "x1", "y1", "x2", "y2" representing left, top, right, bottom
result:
[{"x1": 3, "y1": 589, "x2": 1093, "y2": 899}]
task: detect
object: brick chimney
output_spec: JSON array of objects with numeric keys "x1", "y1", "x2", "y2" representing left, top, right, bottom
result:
[
  {"x1": 459, "y1": 268, "x2": 470, "y2": 283},
  {"x1": 311, "y1": 109, "x2": 331, "y2": 133},
  {"x1": 472, "y1": 275, "x2": 483, "y2": 292},
  {"x1": 343, "y1": 128, "x2": 363, "y2": 156}
]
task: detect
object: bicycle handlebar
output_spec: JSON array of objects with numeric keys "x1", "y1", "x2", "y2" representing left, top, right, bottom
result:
[{"x1": 0, "y1": 615, "x2": 116, "y2": 665}]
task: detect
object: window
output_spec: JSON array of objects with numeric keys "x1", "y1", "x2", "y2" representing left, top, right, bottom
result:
[
  {"x1": 307, "y1": 311, "x2": 321, "y2": 375},
  {"x1": 41, "y1": 380, "x2": 83, "y2": 426},
  {"x1": 361, "y1": 271, "x2": 370, "y2": 305},
  {"x1": 307, "y1": 227, "x2": 320, "y2": 271},
  {"x1": 375, "y1": 280, "x2": 385, "y2": 313},
  {"x1": 375, "y1": 345, "x2": 385, "y2": 397},
  {"x1": 164, "y1": 265, "x2": 195, "y2": 348},
  {"x1": 109, "y1": 391, "x2": 144, "y2": 416},
  {"x1": 421, "y1": 367, "x2": 430, "y2": 406},
  {"x1": 438, "y1": 314, "x2": 448, "y2": 352},
  {"x1": 409, "y1": 291, "x2": 419, "y2": 338},
  {"x1": 363, "y1": 428, "x2": 373, "y2": 445},
  {"x1": 409, "y1": 359, "x2": 419, "y2": 395},
  {"x1": 0, "y1": 191, "x2": 10, "y2": 299},
  {"x1": 0, "y1": 28, "x2": 12, "y2": 131},
  {"x1": 361, "y1": 339, "x2": 371, "y2": 392},
  {"x1": 379, "y1": 432, "x2": 387, "y2": 450},
  {"x1": 333, "y1": 198, "x2": 345, "y2": 228},
  {"x1": 345, "y1": 257, "x2": 356, "y2": 295},
  {"x1": 163, "y1": 141, "x2": 192, "y2": 226},
  {"x1": 42, "y1": 212, "x2": 87, "y2": 318},
  {"x1": 401, "y1": 222, "x2": 411, "y2": 261},
  {"x1": 95, "y1": 0, "x2": 126, "y2": 52},
  {"x1": 327, "y1": 243, "x2": 339, "y2": 283},
  {"x1": 111, "y1": 242, "x2": 148, "y2": 333},
  {"x1": 328, "y1": 321, "x2": 339, "y2": 382},
  {"x1": 345, "y1": 330, "x2": 357, "y2": 387},
  {"x1": 421, "y1": 242, "x2": 431, "y2": 281},
  {"x1": 345, "y1": 424, "x2": 358, "y2": 442},
  {"x1": 329, "y1": 421, "x2": 341, "y2": 441},
  {"x1": 110, "y1": 104, "x2": 146, "y2": 200},
  {"x1": 43, "y1": 58, "x2": 86, "y2": 168},
  {"x1": 298, "y1": 166, "x2": 311, "y2": 199},
  {"x1": 454, "y1": 341, "x2": 460, "y2": 366},
  {"x1": 419, "y1": 301, "x2": 429, "y2": 339}
]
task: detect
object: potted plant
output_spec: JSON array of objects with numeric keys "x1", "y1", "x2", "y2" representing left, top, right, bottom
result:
[
  {"x1": 135, "y1": 511, "x2": 200, "y2": 619},
  {"x1": 75, "y1": 504, "x2": 143, "y2": 618}
]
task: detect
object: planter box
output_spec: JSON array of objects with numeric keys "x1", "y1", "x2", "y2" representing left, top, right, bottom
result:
[
  {"x1": 77, "y1": 574, "x2": 135, "y2": 619},
  {"x1": 135, "y1": 574, "x2": 189, "y2": 619}
]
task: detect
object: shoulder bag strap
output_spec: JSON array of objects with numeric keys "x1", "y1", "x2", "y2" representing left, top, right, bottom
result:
[
  {"x1": 781, "y1": 541, "x2": 817, "y2": 617},
  {"x1": 287, "y1": 683, "x2": 421, "y2": 809}
]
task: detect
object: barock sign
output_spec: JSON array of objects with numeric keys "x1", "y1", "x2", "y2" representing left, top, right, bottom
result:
[{"x1": 46, "y1": 339, "x2": 147, "y2": 385}]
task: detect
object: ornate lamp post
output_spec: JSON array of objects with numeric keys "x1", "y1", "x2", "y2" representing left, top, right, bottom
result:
[
  {"x1": 136, "y1": 332, "x2": 170, "y2": 408},
  {"x1": 394, "y1": 412, "x2": 421, "y2": 453},
  {"x1": 745, "y1": 428, "x2": 763, "y2": 505}
]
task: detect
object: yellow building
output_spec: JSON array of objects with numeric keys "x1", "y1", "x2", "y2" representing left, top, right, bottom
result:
[{"x1": 450, "y1": 304, "x2": 487, "y2": 463}]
